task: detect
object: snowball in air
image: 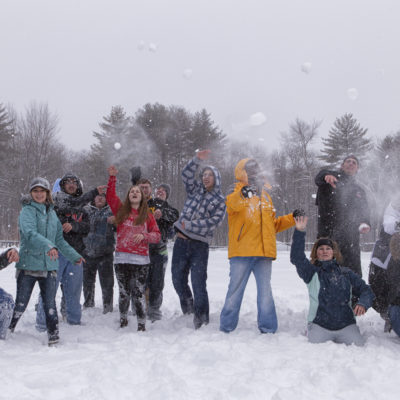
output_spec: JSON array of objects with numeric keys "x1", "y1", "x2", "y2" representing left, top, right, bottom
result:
[
  {"x1": 148, "y1": 43, "x2": 157, "y2": 52},
  {"x1": 347, "y1": 88, "x2": 359, "y2": 101},
  {"x1": 301, "y1": 62, "x2": 312, "y2": 74},
  {"x1": 114, "y1": 142, "x2": 121, "y2": 150},
  {"x1": 183, "y1": 68, "x2": 193, "y2": 79},
  {"x1": 249, "y1": 112, "x2": 267, "y2": 126},
  {"x1": 137, "y1": 41, "x2": 145, "y2": 51}
]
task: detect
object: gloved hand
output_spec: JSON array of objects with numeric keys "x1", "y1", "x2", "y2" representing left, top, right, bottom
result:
[
  {"x1": 130, "y1": 166, "x2": 141, "y2": 185},
  {"x1": 293, "y1": 209, "x2": 306, "y2": 218},
  {"x1": 241, "y1": 185, "x2": 257, "y2": 198}
]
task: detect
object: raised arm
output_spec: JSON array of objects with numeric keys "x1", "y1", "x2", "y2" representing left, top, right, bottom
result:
[{"x1": 106, "y1": 166, "x2": 123, "y2": 215}]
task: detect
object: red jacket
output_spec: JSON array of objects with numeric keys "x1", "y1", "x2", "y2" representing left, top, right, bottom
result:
[{"x1": 106, "y1": 176, "x2": 161, "y2": 256}]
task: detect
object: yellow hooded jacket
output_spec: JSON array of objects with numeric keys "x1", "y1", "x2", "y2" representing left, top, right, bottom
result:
[{"x1": 227, "y1": 158, "x2": 295, "y2": 259}]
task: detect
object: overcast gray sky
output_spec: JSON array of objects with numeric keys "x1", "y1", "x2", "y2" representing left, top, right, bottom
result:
[{"x1": 1, "y1": 0, "x2": 399, "y2": 151}]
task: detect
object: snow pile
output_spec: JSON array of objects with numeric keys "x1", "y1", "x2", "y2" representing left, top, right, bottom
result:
[{"x1": 0, "y1": 249, "x2": 399, "y2": 399}]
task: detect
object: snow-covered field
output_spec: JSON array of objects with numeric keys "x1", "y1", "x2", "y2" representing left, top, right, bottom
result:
[{"x1": 1, "y1": 248, "x2": 400, "y2": 400}]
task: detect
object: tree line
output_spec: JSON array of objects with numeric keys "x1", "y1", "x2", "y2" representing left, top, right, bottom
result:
[{"x1": 1, "y1": 101, "x2": 399, "y2": 246}]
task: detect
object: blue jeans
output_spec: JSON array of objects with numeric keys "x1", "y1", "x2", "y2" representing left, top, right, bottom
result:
[
  {"x1": 9, "y1": 271, "x2": 58, "y2": 337},
  {"x1": 171, "y1": 237, "x2": 209, "y2": 326},
  {"x1": 220, "y1": 257, "x2": 277, "y2": 333},
  {"x1": 389, "y1": 305, "x2": 400, "y2": 338},
  {"x1": 0, "y1": 288, "x2": 14, "y2": 339},
  {"x1": 37, "y1": 254, "x2": 83, "y2": 329}
]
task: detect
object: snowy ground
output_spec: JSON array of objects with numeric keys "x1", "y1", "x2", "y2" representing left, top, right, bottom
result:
[{"x1": 1, "y1": 248, "x2": 400, "y2": 400}]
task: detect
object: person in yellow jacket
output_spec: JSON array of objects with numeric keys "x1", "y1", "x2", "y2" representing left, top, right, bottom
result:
[{"x1": 220, "y1": 158, "x2": 300, "y2": 333}]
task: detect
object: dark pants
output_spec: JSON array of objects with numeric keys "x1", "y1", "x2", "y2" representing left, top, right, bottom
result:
[
  {"x1": 115, "y1": 263, "x2": 149, "y2": 325},
  {"x1": 10, "y1": 270, "x2": 59, "y2": 339},
  {"x1": 171, "y1": 237, "x2": 209, "y2": 327},
  {"x1": 83, "y1": 254, "x2": 114, "y2": 312},
  {"x1": 336, "y1": 235, "x2": 362, "y2": 276},
  {"x1": 368, "y1": 263, "x2": 390, "y2": 316},
  {"x1": 147, "y1": 252, "x2": 168, "y2": 320}
]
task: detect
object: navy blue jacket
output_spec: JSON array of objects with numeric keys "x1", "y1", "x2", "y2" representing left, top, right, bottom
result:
[{"x1": 290, "y1": 229, "x2": 374, "y2": 331}]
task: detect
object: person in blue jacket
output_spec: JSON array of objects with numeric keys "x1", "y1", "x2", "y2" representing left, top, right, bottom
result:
[
  {"x1": 8, "y1": 177, "x2": 84, "y2": 346},
  {"x1": 290, "y1": 215, "x2": 374, "y2": 346},
  {"x1": 0, "y1": 248, "x2": 19, "y2": 339}
]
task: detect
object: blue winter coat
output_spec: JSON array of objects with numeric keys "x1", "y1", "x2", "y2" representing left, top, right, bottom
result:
[
  {"x1": 290, "y1": 229, "x2": 374, "y2": 331},
  {"x1": 174, "y1": 157, "x2": 226, "y2": 244},
  {"x1": 17, "y1": 197, "x2": 82, "y2": 272}
]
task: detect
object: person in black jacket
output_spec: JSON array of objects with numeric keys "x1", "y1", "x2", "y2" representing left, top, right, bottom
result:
[
  {"x1": 0, "y1": 248, "x2": 18, "y2": 339},
  {"x1": 138, "y1": 179, "x2": 179, "y2": 321},
  {"x1": 36, "y1": 174, "x2": 106, "y2": 328},
  {"x1": 83, "y1": 194, "x2": 116, "y2": 313},
  {"x1": 83, "y1": 194, "x2": 115, "y2": 314},
  {"x1": 315, "y1": 155, "x2": 371, "y2": 276},
  {"x1": 290, "y1": 215, "x2": 374, "y2": 346}
]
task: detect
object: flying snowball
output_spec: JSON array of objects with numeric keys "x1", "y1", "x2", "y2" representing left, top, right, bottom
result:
[
  {"x1": 137, "y1": 40, "x2": 145, "y2": 51},
  {"x1": 249, "y1": 112, "x2": 267, "y2": 126},
  {"x1": 385, "y1": 154, "x2": 390, "y2": 159},
  {"x1": 311, "y1": 193, "x2": 317, "y2": 199},
  {"x1": 347, "y1": 88, "x2": 359, "y2": 101},
  {"x1": 114, "y1": 142, "x2": 121, "y2": 150},
  {"x1": 301, "y1": 62, "x2": 312, "y2": 74},
  {"x1": 148, "y1": 43, "x2": 157, "y2": 52},
  {"x1": 183, "y1": 68, "x2": 193, "y2": 79}
]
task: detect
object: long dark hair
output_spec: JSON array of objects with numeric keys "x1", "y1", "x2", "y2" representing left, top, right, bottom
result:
[{"x1": 114, "y1": 185, "x2": 149, "y2": 226}]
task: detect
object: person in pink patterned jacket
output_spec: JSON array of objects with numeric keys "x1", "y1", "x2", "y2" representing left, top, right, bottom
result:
[{"x1": 106, "y1": 165, "x2": 161, "y2": 331}]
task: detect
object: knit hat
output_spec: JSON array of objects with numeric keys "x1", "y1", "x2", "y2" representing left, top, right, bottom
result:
[
  {"x1": 315, "y1": 238, "x2": 334, "y2": 249},
  {"x1": 343, "y1": 155, "x2": 360, "y2": 166},
  {"x1": 156, "y1": 183, "x2": 171, "y2": 199},
  {"x1": 29, "y1": 177, "x2": 50, "y2": 192}
]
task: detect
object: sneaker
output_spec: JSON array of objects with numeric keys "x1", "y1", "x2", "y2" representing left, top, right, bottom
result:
[
  {"x1": 137, "y1": 323, "x2": 146, "y2": 332},
  {"x1": 120, "y1": 317, "x2": 128, "y2": 328}
]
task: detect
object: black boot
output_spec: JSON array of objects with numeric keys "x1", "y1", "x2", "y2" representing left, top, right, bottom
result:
[
  {"x1": 120, "y1": 316, "x2": 128, "y2": 328},
  {"x1": 137, "y1": 323, "x2": 146, "y2": 331}
]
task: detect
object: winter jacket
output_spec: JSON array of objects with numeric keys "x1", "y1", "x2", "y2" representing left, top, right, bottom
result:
[
  {"x1": 148, "y1": 197, "x2": 179, "y2": 254},
  {"x1": 174, "y1": 157, "x2": 226, "y2": 244},
  {"x1": 53, "y1": 173, "x2": 94, "y2": 253},
  {"x1": 315, "y1": 168, "x2": 370, "y2": 243},
  {"x1": 83, "y1": 204, "x2": 116, "y2": 258},
  {"x1": 227, "y1": 158, "x2": 294, "y2": 259},
  {"x1": 290, "y1": 229, "x2": 374, "y2": 331},
  {"x1": 16, "y1": 197, "x2": 81, "y2": 272},
  {"x1": 0, "y1": 249, "x2": 12, "y2": 270},
  {"x1": 106, "y1": 176, "x2": 161, "y2": 256}
]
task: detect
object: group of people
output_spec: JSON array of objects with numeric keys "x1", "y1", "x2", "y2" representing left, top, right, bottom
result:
[{"x1": 0, "y1": 151, "x2": 399, "y2": 347}]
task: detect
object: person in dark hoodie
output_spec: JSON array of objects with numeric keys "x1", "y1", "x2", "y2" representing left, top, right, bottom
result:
[
  {"x1": 315, "y1": 155, "x2": 371, "y2": 276},
  {"x1": 36, "y1": 173, "x2": 106, "y2": 328},
  {"x1": 290, "y1": 215, "x2": 374, "y2": 346},
  {"x1": 171, "y1": 150, "x2": 226, "y2": 329},
  {"x1": 0, "y1": 248, "x2": 18, "y2": 340},
  {"x1": 83, "y1": 193, "x2": 116, "y2": 313},
  {"x1": 145, "y1": 182, "x2": 179, "y2": 321}
]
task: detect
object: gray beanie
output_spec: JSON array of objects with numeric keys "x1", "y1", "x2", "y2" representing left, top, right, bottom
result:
[
  {"x1": 157, "y1": 183, "x2": 171, "y2": 199},
  {"x1": 29, "y1": 177, "x2": 51, "y2": 192}
]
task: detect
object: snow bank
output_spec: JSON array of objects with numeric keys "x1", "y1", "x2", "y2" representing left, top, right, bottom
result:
[{"x1": 0, "y1": 249, "x2": 399, "y2": 400}]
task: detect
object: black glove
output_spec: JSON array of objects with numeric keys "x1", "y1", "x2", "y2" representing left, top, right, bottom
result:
[
  {"x1": 293, "y1": 209, "x2": 305, "y2": 218},
  {"x1": 130, "y1": 166, "x2": 141, "y2": 185},
  {"x1": 241, "y1": 185, "x2": 257, "y2": 198}
]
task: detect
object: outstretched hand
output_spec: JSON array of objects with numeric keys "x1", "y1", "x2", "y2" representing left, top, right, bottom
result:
[
  {"x1": 196, "y1": 149, "x2": 211, "y2": 160},
  {"x1": 325, "y1": 174, "x2": 338, "y2": 188},
  {"x1": 108, "y1": 165, "x2": 118, "y2": 176},
  {"x1": 353, "y1": 304, "x2": 366, "y2": 316},
  {"x1": 294, "y1": 216, "x2": 308, "y2": 231}
]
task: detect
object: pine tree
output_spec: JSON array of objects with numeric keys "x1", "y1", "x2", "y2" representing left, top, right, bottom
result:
[
  {"x1": 0, "y1": 104, "x2": 14, "y2": 167},
  {"x1": 319, "y1": 113, "x2": 373, "y2": 166}
]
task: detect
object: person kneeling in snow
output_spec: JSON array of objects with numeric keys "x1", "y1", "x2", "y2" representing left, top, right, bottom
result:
[
  {"x1": 0, "y1": 248, "x2": 18, "y2": 339},
  {"x1": 290, "y1": 215, "x2": 374, "y2": 346}
]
